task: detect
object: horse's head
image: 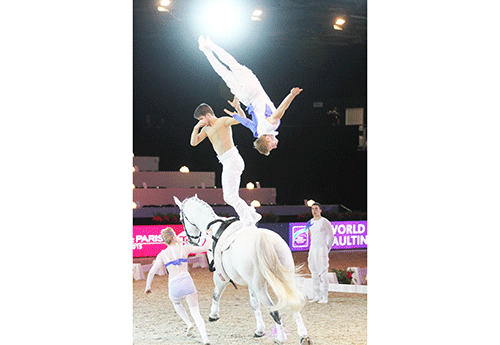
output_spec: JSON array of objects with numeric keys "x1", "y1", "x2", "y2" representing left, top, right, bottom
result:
[{"x1": 174, "y1": 195, "x2": 205, "y2": 246}]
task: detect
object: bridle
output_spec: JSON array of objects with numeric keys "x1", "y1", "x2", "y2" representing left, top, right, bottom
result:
[{"x1": 179, "y1": 208, "x2": 202, "y2": 245}]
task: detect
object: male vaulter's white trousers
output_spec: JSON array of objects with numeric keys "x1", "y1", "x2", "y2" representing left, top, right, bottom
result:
[
  {"x1": 308, "y1": 247, "x2": 330, "y2": 300},
  {"x1": 217, "y1": 146, "x2": 256, "y2": 226}
]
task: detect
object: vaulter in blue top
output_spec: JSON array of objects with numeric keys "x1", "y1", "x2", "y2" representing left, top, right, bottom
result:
[
  {"x1": 198, "y1": 35, "x2": 303, "y2": 156},
  {"x1": 145, "y1": 227, "x2": 213, "y2": 345}
]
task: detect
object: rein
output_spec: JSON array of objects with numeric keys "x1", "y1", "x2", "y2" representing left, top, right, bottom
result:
[{"x1": 179, "y1": 208, "x2": 202, "y2": 245}]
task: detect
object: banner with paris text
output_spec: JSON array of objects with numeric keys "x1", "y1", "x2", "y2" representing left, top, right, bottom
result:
[{"x1": 133, "y1": 224, "x2": 208, "y2": 257}]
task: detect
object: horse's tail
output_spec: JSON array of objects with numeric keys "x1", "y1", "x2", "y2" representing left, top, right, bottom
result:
[{"x1": 254, "y1": 232, "x2": 306, "y2": 312}]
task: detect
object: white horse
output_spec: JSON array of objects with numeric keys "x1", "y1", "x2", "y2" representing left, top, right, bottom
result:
[{"x1": 174, "y1": 195, "x2": 312, "y2": 344}]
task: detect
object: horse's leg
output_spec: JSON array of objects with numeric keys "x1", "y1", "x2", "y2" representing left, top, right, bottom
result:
[
  {"x1": 259, "y1": 289, "x2": 287, "y2": 343},
  {"x1": 269, "y1": 309, "x2": 287, "y2": 343},
  {"x1": 248, "y1": 286, "x2": 266, "y2": 337},
  {"x1": 208, "y1": 272, "x2": 229, "y2": 322},
  {"x1": 293, "y1": 312, "x2": 313, "y2": 344}
]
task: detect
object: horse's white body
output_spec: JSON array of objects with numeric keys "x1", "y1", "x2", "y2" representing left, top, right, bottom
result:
[{"x1": 174, "y1": 195, "x2": 312, "y2": 344}]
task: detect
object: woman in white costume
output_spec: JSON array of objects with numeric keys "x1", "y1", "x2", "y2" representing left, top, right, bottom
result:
[
  {"x1": 198, "y1": 35, "x2": 302, "y2": 155},
  {"x1": 145, "y1": 227, "x2": 213, "y2": 345},
  {"x1": 307, "y1": 203, "x2": 335, "y2": 303}
]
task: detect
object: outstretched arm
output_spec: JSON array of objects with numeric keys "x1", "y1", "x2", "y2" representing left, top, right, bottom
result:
[
  {"x1": 269, "y1": 87, "x2": 303, "y2": 124},
  {"x1": 145, "y1": 253, "x2": 164, "y2": 293},
  {"x1": 185, "y1": 229, "x2": 213, "y2": 254},
  {"x1": 221, "y1": 115, "x2": 241, "y2": 127},
  {"x1": 190, "y1": 121, "x2": 208, "y2": 146},
  {"x1": 223, "y1": 95, "x2": 247, "y2": 119}
]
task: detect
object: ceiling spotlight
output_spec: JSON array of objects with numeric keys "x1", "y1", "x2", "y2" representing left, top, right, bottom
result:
[
  {"x1": 179, "y1": 166, "x2": 190, "y2": 173},
  {"x1": 333, "y1": 24, "x2": 343, "y2": 31},
  {"x1": 307, "y1": 199, "x2": 316, "y2": 207},
  {"x1": 246, "y1": 182, "x2": 255, "y2": 190},
  {"x1": 160, "y1": 0, "x2": 171, "y2": 6},
  {"x1": 335, "y1": 17, "x2": 346, "y2": 25},
  {"x1": 251, "y1": 9, "x2": 262, "y2": 21},
  {"x1": 157, "y1": 6, "x2": 169, "y2": 12}
]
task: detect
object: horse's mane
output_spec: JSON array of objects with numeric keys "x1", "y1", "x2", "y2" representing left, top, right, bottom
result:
[{"x1": 184, "y1": 195, "x2": 218, "y2": 219}]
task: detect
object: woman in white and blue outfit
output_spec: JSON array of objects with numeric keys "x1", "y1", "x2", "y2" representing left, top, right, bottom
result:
[{"x1": 145, "y1": 227, "x2": 213, "y2": 345}]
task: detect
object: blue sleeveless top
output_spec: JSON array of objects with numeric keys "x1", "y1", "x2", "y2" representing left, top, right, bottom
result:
[
  {"x1": 165, "y1": 258, "x2": 188, "y2": 267},
  {"x1": 165, "y1": 245, "x2": 188, "y2": 268},
  {"x1": 232, "y1": 103, "x2": 278, "y2": 138}
]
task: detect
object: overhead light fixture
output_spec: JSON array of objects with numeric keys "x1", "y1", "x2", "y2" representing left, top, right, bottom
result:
[
  {"x1": 179, "y1": 166, "x2": 190, "y2": 173},
  {"x1": 251, "y1": 9, "x2": 262, "y2": 21},
  {"x1": 246, "y1": 182, "x2": 255, "y2": 190},
  {"x1": 307, "y1": 199, "x2": 316, "y2": 207},
  {"x1": 333, "y1": 16, "x2": 346, "y2": 31},
  {"x1": 205, "y1": 1, "x2": 240, "y2": 32},
  {"x1": 335, "y1": 17, "x2": 346, "y2": 25},
  {"x1": 158, "y1": 0, "x2": 171, "y2": 11}
]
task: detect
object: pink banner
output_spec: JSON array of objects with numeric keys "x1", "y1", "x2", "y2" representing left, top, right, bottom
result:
[{"x1": 133, "y1": 225, "x2": 183, "y2": 257}]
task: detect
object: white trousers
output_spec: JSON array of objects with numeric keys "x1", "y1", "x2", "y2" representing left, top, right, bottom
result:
[
  {"x1": 308, "y1": 247, "x2": 330, "y2": 300},
  {"x1": 217, "y1": 147, "x2": 255, "y2": 226},
  {"x1": 202, "y1": 41, "x2": 277, "y2": 129},
  {"x1": 202, "y1": 41, "x2": 263, "y2": 106}
]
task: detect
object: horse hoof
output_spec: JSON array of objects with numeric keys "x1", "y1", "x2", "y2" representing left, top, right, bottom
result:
[
  {"x1": 208, "y1": 316, "x2": 219, "y2": 322},
  {"x1": 254, "y1": 332, "x2": 265, "y2": 338},
  {"x1": 300, "y1": 336, "x2": 313, "y2": 345}
]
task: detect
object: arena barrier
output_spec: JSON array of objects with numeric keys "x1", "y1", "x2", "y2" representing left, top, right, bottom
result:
[{"x1": 296, "y1": 270, "x2": 368, "y2": 295}]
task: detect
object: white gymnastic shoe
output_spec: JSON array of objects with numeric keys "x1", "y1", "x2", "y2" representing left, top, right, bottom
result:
[
  {"x1": 204, "y1": 36, "x2": 215, "y2": 50},
  {"x1": 318, "y1": 298, "x2": 328, "y2": 304},
  {"x1": 198, "y1": 35, "x2": 208, "y2": 52},
  {"x1": 308, "y1": 297, "x2": 320, "y2": 303}
]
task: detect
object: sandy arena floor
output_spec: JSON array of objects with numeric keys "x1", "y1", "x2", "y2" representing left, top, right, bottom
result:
[{"x1": 133, "y1": 250, "x2": 367, "y2": 345}]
